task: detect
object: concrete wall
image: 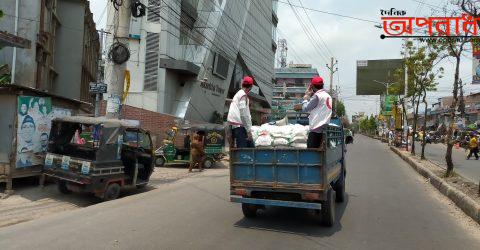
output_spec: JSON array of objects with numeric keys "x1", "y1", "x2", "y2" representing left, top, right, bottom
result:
[
  {"x1": 0, "y1": 0, "x2": 40, "y2": 87},
  {"x1": 53, "y1": 0, "x2": 86, "y2": 100},
  {"x1": 0, "y1": 94, "x2": 16, "y2": 164}
]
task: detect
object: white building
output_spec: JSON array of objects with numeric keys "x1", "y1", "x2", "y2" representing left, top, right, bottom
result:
[{"x1": 105, "y1": 0, "x2": 278, "y2": 122}]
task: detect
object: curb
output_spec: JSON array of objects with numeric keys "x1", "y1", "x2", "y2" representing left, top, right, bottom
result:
[{"x1": 390, "y1": 146, "x2": 480, "y2": 224}]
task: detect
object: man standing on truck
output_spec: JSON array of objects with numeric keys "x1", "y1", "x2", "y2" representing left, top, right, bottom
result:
[
  {"x1": 302, "y1": 76, "x2": 333, "y2": 148},
  {"x1": 227, "y1": 76, "x2": 254, "y2": 148}
]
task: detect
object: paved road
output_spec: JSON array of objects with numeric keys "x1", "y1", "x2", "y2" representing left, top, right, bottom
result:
[
  {"x1": 1, "y1": 135, "x2": 479, "y2": 250},
  {"x1": 418, "y1": 142, "x2": 480, "y2": 182}
]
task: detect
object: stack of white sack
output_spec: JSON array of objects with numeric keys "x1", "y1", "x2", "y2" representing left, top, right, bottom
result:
[{"x1": 251, "y1": 124, "x2": 309, "y2": 148}]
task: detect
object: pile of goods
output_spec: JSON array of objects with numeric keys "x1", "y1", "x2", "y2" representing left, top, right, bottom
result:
[{"x1": 251, "y1": 124, "x2": 309, "y2": 148}]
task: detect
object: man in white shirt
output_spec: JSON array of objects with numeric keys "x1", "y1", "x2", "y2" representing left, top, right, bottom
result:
[
  {"x1": 302, "y1": 76, "x2": 333, "y2": 148},
  {"x1": 227, "y1": 76, "x2": 254, "y2": 148}
]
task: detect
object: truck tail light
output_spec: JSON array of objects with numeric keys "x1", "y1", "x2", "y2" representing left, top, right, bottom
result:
[
  {"x1": 304, "y1": 192, "x2": 320, "y2": 201},
  {"x1": 235, "y1": 188, "x2": 247, "y2": 196}
]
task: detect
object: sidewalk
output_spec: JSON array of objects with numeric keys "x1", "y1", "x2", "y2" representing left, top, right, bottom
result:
[
  {"x1": 0, "y1": 161, "x2": 228, "y2": 228},
  {"x1": 418, "y1": 143, "x2": 480, "y2": 183},
  {"x1": 390, "y1": 146, "x2": 480, "y2": 224}
]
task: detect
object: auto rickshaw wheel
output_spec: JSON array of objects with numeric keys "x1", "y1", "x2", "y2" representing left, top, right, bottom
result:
[
  {"x1": 320, "y1": 188, "x2": 335, "y2": 227},
  {"x1": 103, "y1": 183, "x2": 121, "y2": 201},
  {"x1": 57, "y1": 181, "x2": 72, "y2": 194},
  {"x1": 155, "y1": 157, "x2": 165, "y2": 167},
  {"x1": 241, "y1": 203, "x2": 258, "y2": 218},
  {"x1": 203, "y1": 158, "x2": 215, "y2": 169}
]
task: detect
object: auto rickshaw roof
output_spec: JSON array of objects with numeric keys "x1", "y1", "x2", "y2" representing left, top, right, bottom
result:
[
  {"x1": 52, "y1": 116, "x2": 140, "y2": 128},
  {"x1": 180, "y1": 123, "x2": 224, "y2": 131}
]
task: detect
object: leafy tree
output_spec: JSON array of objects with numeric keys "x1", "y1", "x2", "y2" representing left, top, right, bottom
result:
[
  {"x1": 404, "y1": 40, "x2": 444, "y2": 158},
  {"x1": 437, "y1": 2, "x2": 475, "y2": 176},
  {"x1": 210, "y1": 111, "x2": 223, "y2": 124},
  {"x1": 335, "y1": 100, "x2": 346, "y2": 117},
  {"x1": 368, "y1": 115, "x2": 377, "y2": 134}
]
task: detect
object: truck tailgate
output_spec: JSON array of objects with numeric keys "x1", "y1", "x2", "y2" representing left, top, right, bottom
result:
[{"x1": 230, "y1": 148, "x2": 325, "y2": 190}]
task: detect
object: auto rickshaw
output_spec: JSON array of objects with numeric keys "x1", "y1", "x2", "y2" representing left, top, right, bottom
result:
[
  {"x1": 155, "y1": 124, "x2": 225, "y2": 168},
  {"x1": 43, "y1": 116, "x2": 154, "y2": 201}
]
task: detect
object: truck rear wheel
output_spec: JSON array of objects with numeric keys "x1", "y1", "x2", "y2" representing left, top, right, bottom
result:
[
  {"x1": 320, "y1": 188, "x2": 335, "y2": 227},
  {"x1": 334, "y1": 170, "x2": 345, "y2": 203},
  {"x1": 241, "y1": 203, "x2": 258, "y2": 218},
  {"x1": 57, "y1": 181, "x2": 72, "y2": 194}
]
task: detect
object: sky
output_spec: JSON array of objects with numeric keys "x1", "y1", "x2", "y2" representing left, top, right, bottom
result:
[{"x1": 89, "y1": 0, "x2": 480, "y2": 119}]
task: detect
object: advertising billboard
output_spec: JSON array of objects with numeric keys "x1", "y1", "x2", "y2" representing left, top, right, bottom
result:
[
  {"x1": 356, "y1": 59, "x2": 405, "y2": 95},
  {"x1": 16, "y1": 96, "x2": 53, "y2": 168},
  {"x1": 472, "y1": 41, "x2": 480, "y2": 84}
]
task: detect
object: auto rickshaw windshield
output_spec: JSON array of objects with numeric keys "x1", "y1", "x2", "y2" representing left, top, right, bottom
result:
[{"x1": 48, "y1": 121, "x2": 102, "y2": 160}]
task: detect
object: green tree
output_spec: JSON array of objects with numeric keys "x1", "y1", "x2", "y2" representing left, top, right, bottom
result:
[
  {"x1": 437, "y1": 2, "x2": 475, "y2": 176},
  {"x1": 335, "y1": 100, "x2": 346, "y2": 117},
  {"x1": 368, "y1": 115, "x2": 377, "y2": 134},
  {"x1": 392, "y1": 39, "x2": 444, "y2": 158},
  {"x1": 404, "y1": 40, "x2": 444, "y2": 158}
]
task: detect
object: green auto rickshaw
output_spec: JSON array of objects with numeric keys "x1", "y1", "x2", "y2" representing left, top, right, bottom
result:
[{"x1": 154, "y1": 124, "x2": 225, "y2": 168}]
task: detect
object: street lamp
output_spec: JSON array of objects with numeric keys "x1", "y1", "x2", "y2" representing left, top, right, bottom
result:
[{"x1": 372, "y1": 80, "x2": 396, "y2": 96}]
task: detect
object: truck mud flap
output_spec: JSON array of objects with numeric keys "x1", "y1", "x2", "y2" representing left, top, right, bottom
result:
[{"x1": 231, "y1": 196, "x2": 322, "y2": 209}]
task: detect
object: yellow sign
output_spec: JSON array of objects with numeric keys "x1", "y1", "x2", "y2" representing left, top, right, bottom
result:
[
  {"x1": 122, "y1": 70, "x2": 131, "y2": 103},
  {"x1": 394, "y1": 106, "x2": 402, "y2": 129}
]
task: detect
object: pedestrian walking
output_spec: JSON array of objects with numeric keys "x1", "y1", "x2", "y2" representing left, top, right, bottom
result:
[
  {"x1": 189, "y1": 134, "x2": 205, "y2": 172},
  {"x1": 466, "y1": 133, "x2": 479, "y2": 160},
  {"x1": 388, "y1": 130, "x2": 394, "y2": 146}
]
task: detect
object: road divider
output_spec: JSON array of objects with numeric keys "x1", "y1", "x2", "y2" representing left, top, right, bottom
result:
[{"x1": 390, "y1": 146, "x2": 480, "y2": 224}]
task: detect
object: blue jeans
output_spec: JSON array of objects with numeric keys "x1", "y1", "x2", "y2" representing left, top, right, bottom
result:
[{"x1": 232, "y1": 127, "x2": 254, "y2": 148}]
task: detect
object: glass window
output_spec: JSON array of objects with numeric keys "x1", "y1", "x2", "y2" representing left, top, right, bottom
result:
[
  {"x1": 139, "y1": 132, "x2": 152, "y2": 150},
  {"x1": 124, "y1": 130, "x2": 139, "y2": 147},
  {"x1": 272, "y1": 26, "x2": 277, "y2": 41}
]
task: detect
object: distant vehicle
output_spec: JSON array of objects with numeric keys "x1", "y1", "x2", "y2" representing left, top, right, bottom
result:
[
  {"x1": 345, "y1": 129, "x2": 354, "y2": 144},
  {"x1": 43, "y1": 116, "x2": 154, "y2": 201},
  {"x1": 155, "y1": 124, "x2": 225, "y2": 169},
  {"x1": 228, "y1": 117, "x2": 350, "y2": 227}
]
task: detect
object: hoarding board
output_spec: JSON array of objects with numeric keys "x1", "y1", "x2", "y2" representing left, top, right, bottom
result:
[
  {"x1": 16, "y1": 96, "x2": 52, "y2": 168},
  {"x1": 356, "y1": 59, "x2": 405, "y2": 95},
  {"x1": 472, "y1": 41, "x2": 480, "y2": 84}
]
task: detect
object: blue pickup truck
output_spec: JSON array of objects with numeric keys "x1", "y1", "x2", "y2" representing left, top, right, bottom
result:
[{"x1": 229, "y1": 117, "x2": 348, "y2": 227}]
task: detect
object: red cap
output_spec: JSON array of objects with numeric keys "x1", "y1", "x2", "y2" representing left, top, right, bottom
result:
[
  {"x1": 310, "y1": 76, "x2": 324, "y2": 87},
  {"x1": 242, "y1": 76, "x2": 254, "y2": 86}
]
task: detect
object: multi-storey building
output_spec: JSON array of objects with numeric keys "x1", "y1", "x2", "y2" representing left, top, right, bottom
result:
[
  {"x1": 105, "y1": 0, "x2": 278, "y2": 123},
  {"x1": 0, "y1": 0, "x2": 100, "y2": 104},
  {"x1": 0, "y1": 0, "x2": 99, "y2": 192},
  {"x1": 272, "y1": 64, "x2": 319, "y2": 118}
]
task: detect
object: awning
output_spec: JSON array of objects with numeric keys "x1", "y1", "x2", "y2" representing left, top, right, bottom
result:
[{"x1": 0, "y1": 31, "x2": 31, "y2": 49}]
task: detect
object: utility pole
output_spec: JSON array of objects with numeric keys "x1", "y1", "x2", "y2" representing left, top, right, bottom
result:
[
  {"x1": 106, "y1": 0, "x2": 132, "y2": 119},
  {"x1": 458, "y1": 79, "x2": 465, "y2": 118},
  {"x1": 326, "y1": 57, "x2": 338, "y2": 93},
  {"x1": 278, "y1": 39, "x2": 288, "y2": 68}
]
